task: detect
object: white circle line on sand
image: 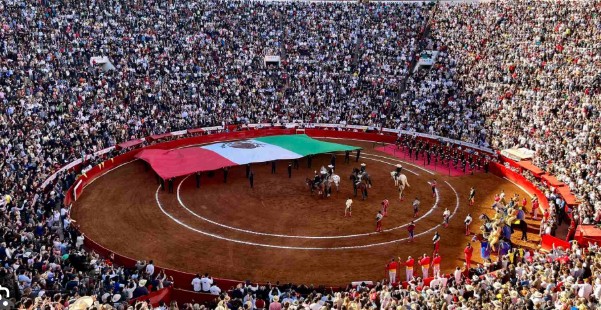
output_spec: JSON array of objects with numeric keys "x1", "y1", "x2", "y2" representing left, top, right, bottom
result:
[
  {"x1": 176, "y1": 176, "x2": 438, "y2": 239},
  {"x1": 156, "y1": 181, "x2": 460, "y2": 250},
  {"x1": 359, "y1": 154, "x2": 419, "y2": 176},
  {"x1": 175, "y1": 156, "x2": 433, "y2": 239}
]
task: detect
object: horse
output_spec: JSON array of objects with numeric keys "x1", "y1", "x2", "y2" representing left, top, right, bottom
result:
[
  {"x1": 360, "y1": 171, "x2": 373, "y2": 188},
  {"x1": 306, "y1": 178, "x2": 325, "y2": 197},
  {"x1": 480, "y1": 213, "x2": 528, "y2": 242},
  {"x1": 356, "y1": 180, "x2": 368, "y2": 200},
  {"x1": 349, "y1": 172, "x2": 368, "y2": 200},
  {"x1": 328, "y1": 174, "x2": 341, "y2": 192},
  {"x1": 391, "y1": 171, "x2": 410, "y2": 200}
]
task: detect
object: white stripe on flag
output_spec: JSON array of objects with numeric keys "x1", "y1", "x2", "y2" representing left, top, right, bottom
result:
[{"x1": 201, "y1": 139, "x2": 301, "y2": 165}]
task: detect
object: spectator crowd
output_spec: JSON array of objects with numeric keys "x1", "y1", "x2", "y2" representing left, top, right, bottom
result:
[{"x1": 0, "y1": 0, "x2": 601, "y2": 308}]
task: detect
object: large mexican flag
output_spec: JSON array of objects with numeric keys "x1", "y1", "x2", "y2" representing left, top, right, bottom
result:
[{"x1": 136, "y1": 135, "x2": 360, "y2": 179}]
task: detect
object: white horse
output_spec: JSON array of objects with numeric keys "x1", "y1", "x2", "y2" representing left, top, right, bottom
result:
[
  {"x1": 328, "y1": 174, "x2": 341, "y2": 192},
  {"x1": 391, "y1": 171, "x2": 410, "y2": 200}
]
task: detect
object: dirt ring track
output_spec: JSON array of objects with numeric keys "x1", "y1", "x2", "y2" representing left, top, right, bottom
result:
[{"x1": 72, "y1": 139, "x2": 535, "y2": 285}]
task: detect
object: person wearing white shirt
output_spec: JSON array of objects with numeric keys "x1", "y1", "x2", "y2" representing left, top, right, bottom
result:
[
  {"x1": 210, "y1": 283, "x2": 222, "y2": 295},
  {"x1": 453, "y1": 267, "x2": 462, "y2": 284},
  {"x1": 191, "y1": 274, "x2": 202, "y2": 292},
  {"x1": 145, "y1": 260, "x2": 155, "y2": 276},
  {"x1": 200, "y1": 273, "x2": 213, "y2": 292},
  {"x1": 76, "y1": 234, "x2": 85, "y2": 248},
  {"x1": 575, "y1": 279, "x2": 593, "y2": 300},
  {"x1": 593, "y1": 278, "x2": 601, "y2": 301}
]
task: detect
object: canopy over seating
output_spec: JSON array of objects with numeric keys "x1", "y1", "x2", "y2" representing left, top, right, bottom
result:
[{"x1": 517, "y1": 161, "x2": 544, "y2": 176}]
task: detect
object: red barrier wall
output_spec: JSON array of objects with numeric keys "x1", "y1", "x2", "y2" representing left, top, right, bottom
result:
[
  {"x1": 540, "y1": 234, "x2": 570, "y2": 251},
  {"x1": 171, "y1": 289, "x2": 219, "y2": 305},
  {"x1": 488, "y1": 162, "x2": 550, "y2": 211},
  {"x1": 130, "y1": 287, "x2": 172, "y2": 307}
]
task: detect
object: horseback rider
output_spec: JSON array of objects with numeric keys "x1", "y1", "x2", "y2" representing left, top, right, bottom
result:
[
  {"x1": 395, "y1": 164, "x2": 402, "y2": 175},
  {"x1": 360, "y1": 163, "x2": 366, "y2": 173}
]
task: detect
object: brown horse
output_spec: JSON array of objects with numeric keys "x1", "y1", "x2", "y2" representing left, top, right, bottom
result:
[{"x1": 306, "y1": 178, "x2": 327, "y2": 198}]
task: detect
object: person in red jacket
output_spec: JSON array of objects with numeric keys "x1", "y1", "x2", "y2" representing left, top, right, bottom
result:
[
  {"x1": 386, "y1": 258, "x2": 398, "y2": 285},
  {"x1": 381, "y1": 198, "x2": 390, "y2": 217},
  {"x1": 531, "y1": 196, "x2": 540, "y2": 219},
  {"x1": 407, "y1": 221, "x2": 416, "y2": 242},
  {"x1": 464, "y1": 242, "x2": 474, "y2": 270},
  {"x1": 404, "y1": 256, "x2": 415, "y2": 281},
  {"x1": 432, "y1": 253, "x2": 442, "y2": 277},
  {"x1": 566, "y1": 214, "x2": 577, "y2": 241},
  {"x1": 419, "y1": 254, "x2": 431, "y2": 279}
]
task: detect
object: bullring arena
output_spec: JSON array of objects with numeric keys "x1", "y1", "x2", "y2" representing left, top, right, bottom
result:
[
  {"x1": 71, "y1": 129, "x2": 540, "y2": 286},
  {"x1": 5, "y1": 0, "x2": 601, "y2": 308}
]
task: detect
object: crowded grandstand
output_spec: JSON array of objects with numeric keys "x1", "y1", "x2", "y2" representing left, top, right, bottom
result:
[{"x1": 0, "y1": 0, "x2": 600, "y2": 309}]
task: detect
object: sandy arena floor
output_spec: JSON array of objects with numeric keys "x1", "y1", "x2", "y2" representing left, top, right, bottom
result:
[{"x1": 72, "y1": 139, "x2": 541, "y2": 286}]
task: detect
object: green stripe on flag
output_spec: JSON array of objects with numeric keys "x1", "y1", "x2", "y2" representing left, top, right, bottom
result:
[{"x1": 255, "y1": 134, "x2": 360, "y2": 156}]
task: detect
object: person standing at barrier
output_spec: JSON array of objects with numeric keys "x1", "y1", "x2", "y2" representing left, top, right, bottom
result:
[
  {"x1": 407, "y1": 221, "x2": 416, "y2": 242},
  {"x1": 168, "y1": 178, "x2": 174, "y2": 193},
  {"x1": 249, "y1": 171, "x2": 254, "y2": 189},
  {"x1": 307, "y1": 155, "x2": 312, "y2": 168},
  {"x1": 223, "y1": 167, "x2": 229, "y2": 183},
  {"x1": 196, "y1": 172, "x2": 201, "y2": 189},
  {"x1": 531, "y1": 196, "x2": 540, "y2": 219},
  {"x1": 386, "y1": 258, "x2": 398, "y2": 285},
  {"x1": 356, "y1": 149, "x2": 361, "y2": 162},
  {"x1": 344, "y1": 150, "x2": 350, "y2": 163},
  {"x1": 375, "y1": 211, "x2": 383, "y2": 232},
  {"x1": 330, "y1": 154, "x2": 336, "y2": 168},
  {"x1": 464, "y1": 242, "x2": 473, "y2": 270},
  {"x1": 246, "y1": 164, "x2": 251, "y2": 178},
  {"x1": 288, "y1": 163, "x2": 292, "y2": 178},
  {"x1": 271, "y1": 161, "x2": 276, "y2": 174},
  {"x1": 419, "y1": 254, "x2": 430, "y2": 279},
  {"x1": 404, "y1": 256, "x2": 414, "y2": 281},
  {"x1": 432, "y1": 253, "x2": 441, "y2": 278}
]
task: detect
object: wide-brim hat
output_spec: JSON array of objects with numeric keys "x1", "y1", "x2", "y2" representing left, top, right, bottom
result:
[
  {"x1": 396, "y1": 164, "x2": 402, "y2": 168},
  {"x1": 70, "y1": 296, "x2": 95, "y2": 310},
  {"x1": 361, "y1": 163, "x2": 366, "y2": 167}
]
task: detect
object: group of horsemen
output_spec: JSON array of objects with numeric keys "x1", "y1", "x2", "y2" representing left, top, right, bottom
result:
[
  {"x1": 308, "y1": 158, "x2": 372, "y2": 199},
  {"x1": 479, "y1": 193, "x2": 542, "y2": 252},
  {"x1": 307, "y1": 152, "x2": 539, "y2": 257}
]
